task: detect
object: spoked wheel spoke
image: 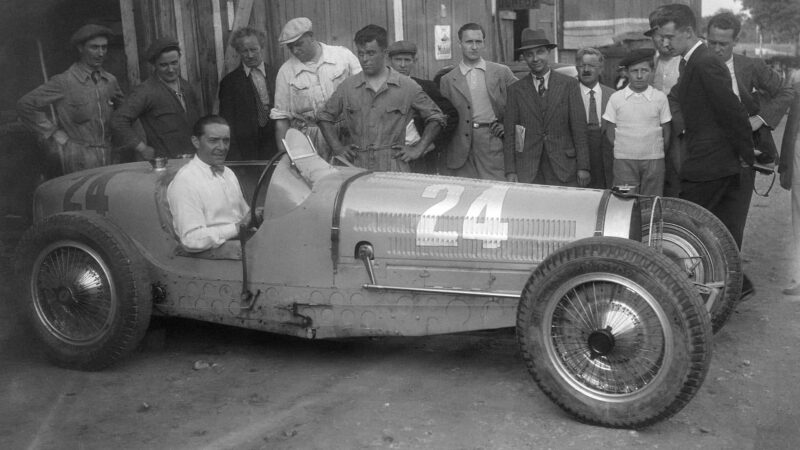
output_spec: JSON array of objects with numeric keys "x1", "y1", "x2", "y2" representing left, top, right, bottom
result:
[{"x1": 32, "y1": 241, "x2": 116, "y2": 346}]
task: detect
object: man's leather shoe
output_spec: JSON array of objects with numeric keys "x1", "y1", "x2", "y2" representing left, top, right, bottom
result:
[{"x1": 782, "y1": 284, "x2": 800, "y2": 296}]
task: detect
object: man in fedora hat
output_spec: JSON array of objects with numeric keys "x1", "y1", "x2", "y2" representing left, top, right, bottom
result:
[
  {"x1": 270, "y1": 17, "x2": 361, "y2": 161},
  {"x1": 111, "y1": 38, "x2": 202, "y2": 160},
  {"x1": 504, "y1": 28, "x2": 590, "y2": 187},
  {"x1": 17, "y1": 24, "x2": 124, "y2": 174},
  {"x1": 439, "y1": 23, "x2": 517, "y2": 180}
]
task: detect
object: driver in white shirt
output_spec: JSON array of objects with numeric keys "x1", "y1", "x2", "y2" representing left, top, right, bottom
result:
[{"x1": 167, "y1": 115, "x2": 250, "y2": 252}]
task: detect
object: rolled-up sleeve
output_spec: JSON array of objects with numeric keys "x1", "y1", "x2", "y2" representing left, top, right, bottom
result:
[
  {"x1": 16, "y1": 76, "x2": 64, "y2": 139},
  {"x1": 316, "y1": 84, "x2": 345, "y2": 124}
]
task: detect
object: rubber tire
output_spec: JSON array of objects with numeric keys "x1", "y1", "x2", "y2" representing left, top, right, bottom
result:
[
  {"x1": 516, "y1": 236, "x2": 712, "y2": 428},
  {"x1": 639, "y1": 197, "x2": 742, "y2": 333},
  {"x1": 15, "y1": 212, "x2": 151, "y2": 371}
]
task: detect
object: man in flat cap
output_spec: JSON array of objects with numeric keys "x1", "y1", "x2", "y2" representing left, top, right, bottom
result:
[
  {"x1": 270, "y1": 17, "x2": 361, "y2": 161},
  {"x1": 503, "y1": 28, "x2": 590, "y2": 187},
  {"x1": 317, "y1": 25, "x2": 446, "y2": 172},
  {"x1": 111, "y1": 38, "x2": 202, "y2": 160},
  {"x1": 602, "y1": 48, "x2": 672, "y2": 196},
  {"x1": 17, "y1": 24, "x2": 123, "y2": 174},
  {"x1": 387, "y1": 40, "x2": 458, "y2": 174},
  {"x1": 439, "y1": 23, "x2": 517, "y2": 180},
  {"x1": 219, "y1": 27, "x2": 277, "y2": 161}
]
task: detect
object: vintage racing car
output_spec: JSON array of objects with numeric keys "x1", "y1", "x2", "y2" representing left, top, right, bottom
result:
[{"x1": 15, "y1": 129, "x2": 742, "y2": 428}]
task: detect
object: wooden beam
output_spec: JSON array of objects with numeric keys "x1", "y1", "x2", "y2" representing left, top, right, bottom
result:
[
  {"x1": 393, "y1": 0, "x2": 404, "y2": 41},
  {"x1": 222, "y1": 0, "x2": 255, "y2": 75},
  {"x1": 119, "y1": 0, "x2": 141, "y2": 85},
  {"x1": 173, "y1": 0, "x2": 189, "y2": 80},
  {"x1": 212, "y1": 0, "x2": 225, "y2": 80}
]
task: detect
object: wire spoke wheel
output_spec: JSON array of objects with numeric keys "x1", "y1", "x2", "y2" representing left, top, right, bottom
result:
[
  {"x1": 546, "y1": 274, "x2": 671, "y2": 401},
  {"x1": 32, "y1": 241, "x2": 117, "y2": 345},
  {"x1": 15, "y1": 213, "x2": 151, "y2": 370},
  {"x1": 640, "y1": 197, "x2": 742, "y2": 333},
  {"x1": 517, "y1": 237, "x2": 711, "y2": 428}
]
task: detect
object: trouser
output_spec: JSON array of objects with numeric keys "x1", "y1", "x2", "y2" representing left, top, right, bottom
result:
[
  {"x1": 532, "y1": 152, "x2": 578, "y2": 187},
  {"x1": 444, "y1": 127, "x2": 505, "y2": 181},
  {"x1": 680, "y1": 167, "x2": 755, "y2": 249},
  {"x1": 613, "y1": 158, "x2": 665, "y2": 196}
]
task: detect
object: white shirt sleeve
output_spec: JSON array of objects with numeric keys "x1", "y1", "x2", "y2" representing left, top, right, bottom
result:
[{"x1": 602, "y1": 93, "x2": 619, "y2": 124}]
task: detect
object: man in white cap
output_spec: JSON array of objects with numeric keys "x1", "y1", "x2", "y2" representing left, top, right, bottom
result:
[
  {"x1": 17, "y1": 24, "x2": 123, "y2": 174},
  {"x1": 270, "y1": 17, "x2": 361, "y2": 160}
]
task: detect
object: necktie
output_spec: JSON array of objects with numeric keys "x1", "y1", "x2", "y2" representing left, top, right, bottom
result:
[
  {"x1": 588, "y1": 89, "x2": 599, "y2": 128},
  {"x1": 250, "y1": 70, "x2": 270, "y2": 127},
  {"x1": 679, "y1": 58, "x2": 686, "y2": 76},
  {"x1": 536, "y1": 76, "x2": 546, "y2": 96},
  {"x1": 210, "y1": 165, "x2": 224, "y2": 177}
]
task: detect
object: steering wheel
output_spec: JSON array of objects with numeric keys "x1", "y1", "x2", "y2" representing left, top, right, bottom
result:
[{"x1": 250, "y1": 151, "x2": 286, "y2": 228}]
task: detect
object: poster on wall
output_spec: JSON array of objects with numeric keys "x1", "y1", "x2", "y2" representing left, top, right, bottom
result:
[{"x1": 434, "y1": 25, "x2": 451, "y2": 60}]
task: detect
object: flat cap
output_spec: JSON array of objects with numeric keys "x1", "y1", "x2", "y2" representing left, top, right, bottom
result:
[
  {"x1": 70, "y1": 24, "x2": 113, "y2": 47},
  {"x1": 619, "y1": 48, "x2": 656, "y2": 68},
  {"x1": 387, "y1": 40, "x2": 417, "y2": 57},
  {"x1": 279, "y1": 17, "x2": 312, "y2": 45},
  {"x1": 146, "y1": 38, "x2": 181, "y2": 63}
]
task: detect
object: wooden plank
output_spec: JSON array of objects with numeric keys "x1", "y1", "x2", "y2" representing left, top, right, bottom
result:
[
  {"x1": 173, "y1": 0, "x2": 189, "y2": 79},
  {"x1": 212, "y1": 0, "x2": 225, "y2": 79},
  {"x1": 119, "y1": 0, "x2": 141, "y2": 85},
  {"x1": 222, "y1": 0, "x2": 255, "y2": 75}
]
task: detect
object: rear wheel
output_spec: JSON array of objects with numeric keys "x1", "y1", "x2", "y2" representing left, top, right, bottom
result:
[
  {"x1": 640, "y1": 197, "x2": 742, "y2": 333},
  {"x1": 517, "y1": 237, "x2": 711, "y2": 428},
  {"x1": 15, "y1": 213, "x2": 151, "y2": 370}
]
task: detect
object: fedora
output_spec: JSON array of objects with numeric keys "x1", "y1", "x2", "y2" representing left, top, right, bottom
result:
[{"x1": 517, "y1": 28, "x2": 557, "y2": 52}]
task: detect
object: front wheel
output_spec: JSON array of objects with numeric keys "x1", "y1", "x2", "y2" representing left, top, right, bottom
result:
[
  {"x1": 15, "y1": 213, "x2": 151, "y2": 370},
  {"x1": 516, "y1": 237, "x2": 711, "y2": 428}
]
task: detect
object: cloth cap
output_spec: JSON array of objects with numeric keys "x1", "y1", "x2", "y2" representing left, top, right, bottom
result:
[
  {"x1": 70, "y1": 24, "x2": 113, "y2": 47},
  {"x1": 279, "y1": 17, "x2": 312, "y2": 45},
  {"x1": 387, "y1": 40, "x2": 417, "y2": 57},
  {"x1": 619, "y1": 48, "x2": 656, "y2": 68},
  {"x1": 517, "y1": 28, "x2": 557, "y2": 52},
  {"x1": 146, "y1": 38, "x2": 181, "y2": 63}
]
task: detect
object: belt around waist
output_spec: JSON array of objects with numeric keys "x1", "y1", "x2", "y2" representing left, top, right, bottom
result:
[{"x1": 472, "y1": 121, "x2": 496, "y2": 128}]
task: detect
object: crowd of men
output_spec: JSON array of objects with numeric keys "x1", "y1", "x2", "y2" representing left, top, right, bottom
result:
[{"x1": 15, "y1": 4, "x2": 800, "y2": 295}]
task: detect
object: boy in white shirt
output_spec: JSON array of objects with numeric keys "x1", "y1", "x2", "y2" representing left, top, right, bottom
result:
[{"x1": 603, "y1": 48, "x2": 672, "y2": 195}]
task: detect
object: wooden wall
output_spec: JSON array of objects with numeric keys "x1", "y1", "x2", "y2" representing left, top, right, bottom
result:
[{"x1": 119, "y1": 0, "x2": 518, "y2": 115}]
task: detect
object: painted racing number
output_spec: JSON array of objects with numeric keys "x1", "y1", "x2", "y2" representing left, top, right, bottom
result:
[{"x1": 416, "y1": 184, "x2": 510, "y2": 248}]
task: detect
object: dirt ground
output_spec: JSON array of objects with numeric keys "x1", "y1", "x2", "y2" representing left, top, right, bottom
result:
[{"x1": 2, "y1": 124, "x2": 800, "y2": 449}]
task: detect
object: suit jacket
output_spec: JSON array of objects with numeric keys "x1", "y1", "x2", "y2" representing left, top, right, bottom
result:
[
  {"x1": 779, "y1": 82, "x2": 800, "y2": 187},
  {"x1": 218, "y1": 64, "x2": 276, "y2": 160},
  {"x1": 584, "y1": 82, "x2": 615, "y2": 188},
  {"x1": 733, "y1": 54, "x2": 794, "y2": 160},
  {"x1": 111, "y1": 76, "x2": 202, "y2": 158},
  {"x1": 670, "y1": 44, "x2": 753, "y2": 181},
  {"x1": 503, "y1": 71, "x2": 589, "y2": 184},
  {"x1": 439, "y1": 61, "x2": 517, "y2": 170}
]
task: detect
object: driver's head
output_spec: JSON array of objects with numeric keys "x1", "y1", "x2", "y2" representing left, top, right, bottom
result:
[{"x1": 192, "y1": 115, "x2": 231, "y2": 167}]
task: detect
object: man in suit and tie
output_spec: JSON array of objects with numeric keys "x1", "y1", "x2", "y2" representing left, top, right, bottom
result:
[
  {"x1": 504, "y1": 28, "x2": 590, "y2": 187},
  {"x1": 706, "y1": 12, "x2": 793, "y2": 167},
  {"x1": 218, "y1": 27, "x2": 277, "y2": 161},
  {"x1": 575, "y1": 47, "x2": 614, "y2": 188},
  {"x1": 439, "y1": 23, "x2": 517, "y2": 180},
  {"x1": 655, "y1": 4, "x2": 755, "y2": 294}
]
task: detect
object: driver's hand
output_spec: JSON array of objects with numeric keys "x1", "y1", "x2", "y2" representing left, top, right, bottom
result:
[{"x1": 577, "y1": 169, "x2": 591, "y2": 187}]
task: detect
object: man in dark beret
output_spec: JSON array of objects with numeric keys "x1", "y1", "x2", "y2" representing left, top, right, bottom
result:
[
  {"x1": 111, "y1": 38, "x2": 202, "y2": 159},
  {"x1": 17, "y1": 24, "x2": 124, "y2": 174},
  {"x1": 387, "y1": 40, "x2": 458, "y2": 174}
]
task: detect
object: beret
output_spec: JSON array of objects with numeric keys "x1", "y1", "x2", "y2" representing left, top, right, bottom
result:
[
  {"x1": 619, "y1": 48, "x2": 656, "y2": 68},
  {"x1": 70, "y1": 24, "x2": 113, "y2": 47},
  {"x1": 279, "y1": 17, "x2": 312, "y2": 45},
  {"x1": 146, "y1": 38, "x2": 181, "y2": 63},
  {"x1": 387, "y1": 40, "x2": 417, "y2": 57}
]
